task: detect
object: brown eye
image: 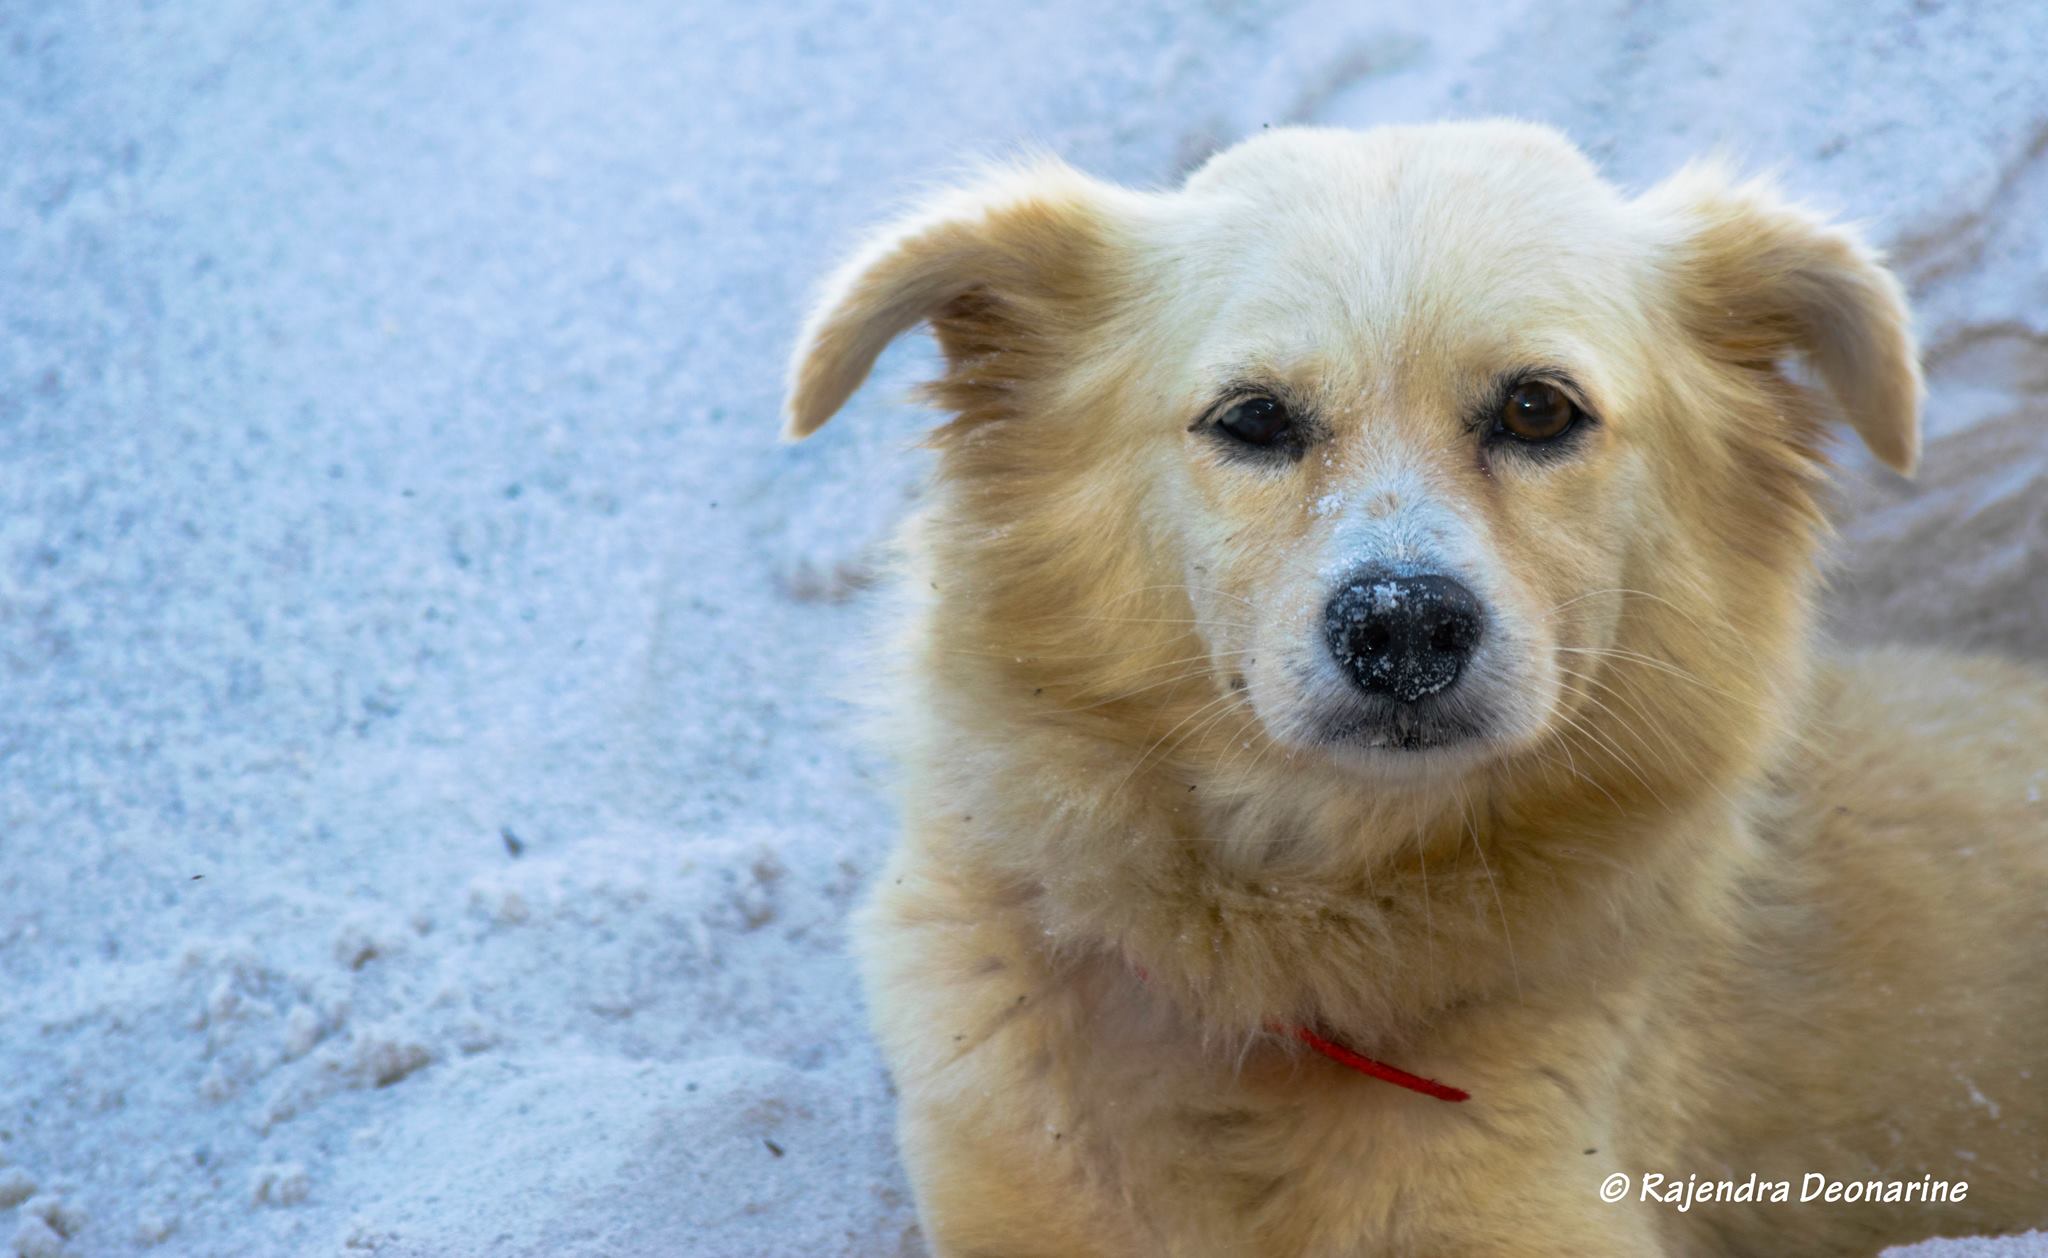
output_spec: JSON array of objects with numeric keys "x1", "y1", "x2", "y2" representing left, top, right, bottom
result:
[
  {"x1": 1217, "y1": 396, "x2": 1293, "y2": 448},
  {"x1": 1500, "y1": 381, "x2": 1578, "y2": 442}
]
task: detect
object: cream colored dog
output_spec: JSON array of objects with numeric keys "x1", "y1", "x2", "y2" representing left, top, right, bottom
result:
[{"x1": 783, "y1": 122, "x2": 2048, "y2": 1256}]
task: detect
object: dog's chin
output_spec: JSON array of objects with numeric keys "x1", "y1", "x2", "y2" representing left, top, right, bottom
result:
[
  {"x1": 1250, "y1": 664, "x2": 1551, "y2": 782},
  {"x1": 1298, "y1": 701, "x2": 1500, "y2": 780}
]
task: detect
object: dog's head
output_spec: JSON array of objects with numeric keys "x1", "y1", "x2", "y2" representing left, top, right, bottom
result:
[{"x1": 786, "y1": 123, "x2": 1919, "y2": 812}]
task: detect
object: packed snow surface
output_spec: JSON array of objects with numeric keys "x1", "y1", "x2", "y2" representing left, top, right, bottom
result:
[{"x1": 2, "y1": 1, "x2": 2044, "y2": 1254}]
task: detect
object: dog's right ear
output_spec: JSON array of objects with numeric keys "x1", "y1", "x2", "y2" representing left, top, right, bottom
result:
[
  {"x1": 782, "y1": 160, "x2": 1118, "y2": 441},
  {"x1": 1639, "y1": 163, "x2": 1923, "y2": 475}
]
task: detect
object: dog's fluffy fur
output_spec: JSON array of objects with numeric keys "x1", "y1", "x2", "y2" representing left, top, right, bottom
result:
[{"x1": 784, "y1": 123, "x2": 2048, "y2": 1256}]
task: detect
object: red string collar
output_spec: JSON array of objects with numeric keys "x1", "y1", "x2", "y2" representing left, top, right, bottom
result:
[
  {"x1": 1289, "y1": 1023, "x2": 1469, "y2": 1103},
  {"x1": 1133, "y1": 965, "x2": 1469, "y2": 1103}
]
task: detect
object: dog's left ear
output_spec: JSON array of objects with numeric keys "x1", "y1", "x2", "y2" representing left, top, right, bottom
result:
[
  {"x1": 1642, "y1": 165, "x2": 1923, "y2": 475},
  {"x1": 783, "y1": 160, "x2": 1118, "y2": 441}
]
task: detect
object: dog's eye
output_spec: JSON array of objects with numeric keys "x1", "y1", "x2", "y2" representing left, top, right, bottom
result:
[
  {"x1": 1498, "y1": 381, "x2": 1579, "y2": 442},
  {"x1": 1217, "y1": 396, "x2": 1293, "y2": 447}
]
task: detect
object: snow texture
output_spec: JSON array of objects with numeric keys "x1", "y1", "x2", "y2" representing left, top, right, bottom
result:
[{"x1": 2, "y1": 2, "x2": 2043, "y2": 1255}]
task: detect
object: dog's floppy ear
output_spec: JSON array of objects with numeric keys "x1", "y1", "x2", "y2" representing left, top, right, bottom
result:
[
  {"x1": 783, "y1": 160, "x2": 1117, "y2": 441},
  {"x1": 1643, "y1": 164, "x2": 1923, "y2": 475}
]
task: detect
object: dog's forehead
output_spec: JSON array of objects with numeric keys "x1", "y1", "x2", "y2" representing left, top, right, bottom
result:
[
  {"x1": 1157, "y1": 125, "x2": 1642, "y2": 378},
  {"x1": 1182, "y1": 123, "x2": 1621, "y2": 236}
]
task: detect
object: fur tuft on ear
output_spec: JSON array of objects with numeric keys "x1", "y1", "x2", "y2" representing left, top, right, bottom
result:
[
  {"x1": 782, "y1": 160, "x2": 1117, "y2": 441},
  {"x1": 1642, "y1": 164, "x2": 1924, "y2": 475}
]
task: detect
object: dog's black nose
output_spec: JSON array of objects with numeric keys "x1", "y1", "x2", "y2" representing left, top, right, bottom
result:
[{"x1": 1324, "y1": 572, "x2": 1483, "y2": 703}]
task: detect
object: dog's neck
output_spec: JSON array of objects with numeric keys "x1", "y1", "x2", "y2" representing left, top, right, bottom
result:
[{"x1": 911, "y1": 668, "x2": 1795, "y2": 1052}]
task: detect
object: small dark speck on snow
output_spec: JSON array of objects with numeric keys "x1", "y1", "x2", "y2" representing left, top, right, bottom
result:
[
  {"x1": 764, "y1": 1139, "x2": 785, "y2": 1158},
  {"x1": 501, "y1": 827, "x2": 525, "y2": 858}
]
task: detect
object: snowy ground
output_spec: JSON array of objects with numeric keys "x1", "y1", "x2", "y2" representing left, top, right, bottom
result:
[{"x1": 2, "y1": 2, "x2": 2043, "y2": 1255}]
